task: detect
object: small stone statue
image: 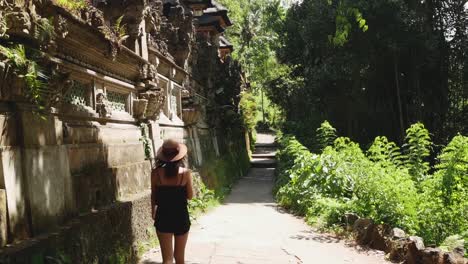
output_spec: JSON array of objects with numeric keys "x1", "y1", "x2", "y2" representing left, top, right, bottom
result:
[{"x1": 96, "y1": 92, "x2": 111, "y2": 118}]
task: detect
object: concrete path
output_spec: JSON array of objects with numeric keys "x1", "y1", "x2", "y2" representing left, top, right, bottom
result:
[{"x1": 139, "y1": 133, "x2": 389, "y2": 264}]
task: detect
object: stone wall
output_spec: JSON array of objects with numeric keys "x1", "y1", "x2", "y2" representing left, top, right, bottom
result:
[{"x1": 0, "y1": 0, "x2": 248, "y2": 262}]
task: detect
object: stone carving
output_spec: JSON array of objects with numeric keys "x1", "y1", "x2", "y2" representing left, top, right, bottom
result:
[
  {"x1": 46, "y1": 66, "x2": 73, "y2": 108},
  {"x1": 81, "y1": 6, "x2": 105, "y2": 29},
  {"x1": 5, "y1": 6, "x2": 32, "y2": 37},
  {"x1": 140, "y1": 90, "x2": 166, "y2": 120},
  {"x1": 163, "y1": 3, "x2": 195, "y2": 68},
  {"x1": 139, "y1": 63, "x2": 157, "y2": 81},
  {"x1": 54, "y1": 14, "x2": 68, "y2": 39},
  {"x1": 145, "y1": 1, "x2": 172, "y2": 59},
  {"x1": 96, "y1": 92, "x2": 112, "y2": 118},
  {"x1": 133, "y1": 99, "x2": 148, "y2": 119}
]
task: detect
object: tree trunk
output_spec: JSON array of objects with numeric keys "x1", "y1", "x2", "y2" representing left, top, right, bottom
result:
[{"x1": 394, "y1": 52, "x2": 405, "y2": 141}]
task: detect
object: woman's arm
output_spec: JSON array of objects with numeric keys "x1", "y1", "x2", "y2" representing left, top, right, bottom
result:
[
  {"x1": 151, "y1": 169, "x2": 158, "y2": 219},
  {"x1": 186, "y1": 170, "x2": 194, "y2": 200}
]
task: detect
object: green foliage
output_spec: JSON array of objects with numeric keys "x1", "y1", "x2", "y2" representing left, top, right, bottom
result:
[
  {"x1": 139, "y1": 124, "x2": 152, "y2": 160},
  {"x1": 439, "y1": 234, "x2": 465, "y2": 253},
  {"x1": 418, "y1": 135, "x2": 468, "y2": 245},
  {"x1": 367, "y1": 136, "x2": 403, "y2": 167},
  {"x1": 351, "y1": 163, "x2": 418, "y2": 232},
  {"x1": 0, "y1": 45, "x2": 46, "y2": 109},
  {"x1": 99, "y1": 15, "x2": 129, "y2": 45},
  {"x1": 403, "y1": 123, "x2": 432, "y2": 183},
  {"x1": 276, "y1": 121, "x2": 467, "y2": 248},
  {"x1": 315, "y1": 120, "x2": 337, "y2": 152},
  {"x1": 188, "y1": 181, "x2": 216, "y2": 221},
  {"x1": 239, "y1": 91, "x2": 258, "y2": 132},
  {"x1": 54, "y1": 0, "x2": 88, "y2": 12},
  {"x1": 270, "y1": 0, "x2": 467, "y2": 146}
]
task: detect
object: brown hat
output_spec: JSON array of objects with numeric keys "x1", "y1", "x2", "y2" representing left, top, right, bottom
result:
[{"x1": 156, "y1": 139, "x2": 188, "y2": 162}]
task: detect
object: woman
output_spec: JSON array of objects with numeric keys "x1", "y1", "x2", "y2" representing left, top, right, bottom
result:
[{"x1": 151, "y1": 139, "x2": 194, "y2": 264}]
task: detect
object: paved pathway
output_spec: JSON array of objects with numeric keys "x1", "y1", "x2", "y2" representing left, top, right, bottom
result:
[{"x1": 139, "y1": 133, "x2": 389, "y2": 264}]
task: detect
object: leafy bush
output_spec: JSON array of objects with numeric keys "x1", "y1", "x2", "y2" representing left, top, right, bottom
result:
[
  {"x1": 351, "y1": 164, "x2": 419, "y2": 232},
  {"x1": 367, "y1": 136, "x2": 403, "y2": 167},
  {"x1": 403, "y1": 123, "x2": 432, "y2": 183},
  {"x1": 315, "y1": 121, "x2": 337, "y2": 153},
  {"x1": 239, "y1": 91, "x2": 258, "y2": 132},
  {"x1": 275, "y1": 122, "x2": 467, "y2": 248},
  {"x1": 418, "y1": 135, "x2": 468, "y2": 245}
]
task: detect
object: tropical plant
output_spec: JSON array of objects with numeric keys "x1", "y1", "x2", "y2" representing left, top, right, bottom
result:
[
  {"x1": 99, "y1": 15, "x2": 129, "y2": 46},
  {"x1": 54, "y1": 0, "x2": 88, "y2": 12},
  {"x1": 315, "y1": 120, "x2": 337, "y2": 153},
  {"x1": 367, "y1": 136, "x2": 403, "y2": 167},
  {"x1": 0, "y1": 45, "x2": 46, "y2": 108},
  {"x1": 403, "y1": 123, "x2": 432, "y2": 183},
  {"x1": 418, "y1": 135, "x2": 468, "y2": 245}
]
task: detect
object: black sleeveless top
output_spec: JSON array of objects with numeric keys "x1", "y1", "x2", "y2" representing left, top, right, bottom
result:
[{"x1": 154, "y1": 171, "x2": 191, "y2": 235}]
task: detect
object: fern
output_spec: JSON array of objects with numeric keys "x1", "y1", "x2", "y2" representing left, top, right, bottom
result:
[
  {"x1": 402, "y1": 122, "x2": 432, "y2": 183},
  {"x1": 367, "y1": 136, "x2": 403, "y2": 167},
  {"x1": 99, "y1": 15, "x2": 129, "y2": 46},
  {"x1": 0, "y1": 45, "x2": 46, "y2": 108},
  {"x1": 54, "y1": 0, "x2": 88, "y2": 12},
  {"x1": 315, "y1": 120, "x2": 337, "y2": 153}
]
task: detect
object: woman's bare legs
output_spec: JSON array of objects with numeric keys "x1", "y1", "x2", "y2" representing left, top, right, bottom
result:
[
  {"x1": 157, "y1": 231, "x2": 174, "y2": 264},
  {"x1": 174, "y1": 232, "x2": 189, "y2": 264}
]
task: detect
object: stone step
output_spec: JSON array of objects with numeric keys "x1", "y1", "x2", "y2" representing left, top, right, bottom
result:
[
  {"x1": 250, "y1": 158, "x2": 277, "y2": 168},
  {"x1": 252, "y1": 153, "x2": 276, "y2": 159},
  {"x1": 255, "y1": 143, "x2": 278, "y2": 148}
]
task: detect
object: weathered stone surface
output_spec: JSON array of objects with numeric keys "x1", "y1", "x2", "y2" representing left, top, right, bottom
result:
[
  {"x1": 353, "y1": 218, "x2": 373, "y2": 245},
  {"x1": 0, "y1": 189, "x2": 7, "y2": 247},
  {"x1": 0, "y1": 147, "x2": 29, "y2": 242},
  {"x1": 0, "y1": 192, "x2": 153, "y2": 264},
  {"x1": 388, "y1": 237, "x2": 408, "y2": 262},
  {"x1": 369, "y1": 224, "x2": 390, "y2": 251},
  {"x1": 443, "y1": 249, "x2": 467, "y2": 264},
  {"x1": 391, "y1": 227, "x2": 407, "y2": 239},
  {"x1": 24, "y1": 145, "x2": 74, "y2": 235},
  {"x1": 421, "y1": 247, "x2": 443, "y2": 264},
  {"x1": 133, "y1": 99, "x2": 148, "y2": 119},
  {"x1": 113, "y1": 161, "x2": 151, "y2": 199},
  {"x1": 405, "y1": 236, "x2": 425, "y2": 264}
]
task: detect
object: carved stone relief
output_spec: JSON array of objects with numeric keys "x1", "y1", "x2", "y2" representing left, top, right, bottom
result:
[
  {"x1": 139, "y1": 90, "x2": 166, "y2": 120},
  {"x1": 96, "y1": 92, "x2": 112, "y2": 118}
]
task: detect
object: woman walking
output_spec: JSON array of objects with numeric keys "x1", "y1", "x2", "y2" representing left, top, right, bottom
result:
[{"x1": 151, "y1": 139, "x2": 194, "y2": 264}]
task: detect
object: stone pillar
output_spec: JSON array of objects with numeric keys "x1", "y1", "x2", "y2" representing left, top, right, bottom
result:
[{"x1": 0, "y1": 189, "x2": 7, "y2": 247}]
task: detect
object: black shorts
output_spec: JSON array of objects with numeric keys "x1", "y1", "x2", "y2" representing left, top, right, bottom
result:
[{"x1": 155, "y1": 226, "x2": 190, "y2": 236}]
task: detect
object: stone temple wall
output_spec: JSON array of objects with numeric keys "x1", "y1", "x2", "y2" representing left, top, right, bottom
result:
[{"x1": 0, "y1": 0, "x2": 249, "y2": 262}]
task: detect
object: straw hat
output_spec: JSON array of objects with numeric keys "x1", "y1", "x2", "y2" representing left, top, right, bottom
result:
[{"x1": 156, "y1": 139, "x2": 188, "y2": 162}]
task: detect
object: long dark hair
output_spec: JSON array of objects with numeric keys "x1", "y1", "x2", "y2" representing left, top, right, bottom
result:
[{"x1": 156, "y1": 158, "x2": 185, "y2": 178}]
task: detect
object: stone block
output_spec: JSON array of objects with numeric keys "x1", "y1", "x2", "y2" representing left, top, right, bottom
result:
[
  {"x1": 0, "y1": 147, "x2": 29, "y2": 242},
  {"x1": 0, "y1": 192, "x2": 152, "y2": 264},
  {"x1": 369, "y1": 224, "x2": 390, "y2": 251},
  {"x1": 72, "y1": 166, "x2": 116, "y2": 213},
  {"x1": 98, "y1": 124, "x2": 142, "y2": 145},
  {"x1": 0, "y1": 189, "x2": 7, "y2": 247},
  {"x1": 0, "y1": 114, "x2": 19, "y2": 147},
  {"x1": 24, "y1": 145, "x2": 73, "y2": 235},
  {"x1": 421, "y1": 247, "x2": 443, "y2": 264},
  {"x1": 388, "y1": 238, "x2": 408, "y2": 262},
  {"x1": 405, "y1": 236, "x2": 425, "y2": 264},
  {"x1": 353, "y1": 218, "x2": 373, "y2": 245},
  {"x1": 113, "y1": 161, "x2": 151, "y2": 199},
  {"x1": 20, "y1": 112, "x2": 59, "y2": 147},
  {"x1": 106, "y1": 143, "x2": 146, "y2": 167},
  {"x1": 391, "y1": 227, "x2": 407, "y2": 239},
  {"x1": 63, "y1": 122, "x2": 100, "y2": 144},
  {"x1": 67, "y1": 144, "x2": 107, "y2": 174}
]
